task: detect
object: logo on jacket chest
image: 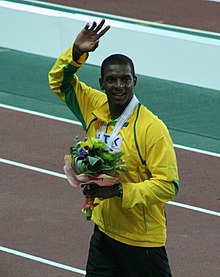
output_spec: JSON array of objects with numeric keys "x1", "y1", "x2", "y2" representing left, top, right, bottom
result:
[{"x1": 96, "y1": 130, "x2": 122, "y2": 151}]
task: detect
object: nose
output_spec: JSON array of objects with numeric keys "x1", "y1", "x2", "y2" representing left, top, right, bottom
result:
[{"x1": 114, "y1": 79, "x2": 124, "y2": 88}]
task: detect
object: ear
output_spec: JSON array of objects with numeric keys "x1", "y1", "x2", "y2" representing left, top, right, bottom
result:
[
  {"x1": 99, "y1": 78, "x2": 104, "y2": 90},
  {"x1": 133, "y1": 76, "x2": 137, "y2": 88}
]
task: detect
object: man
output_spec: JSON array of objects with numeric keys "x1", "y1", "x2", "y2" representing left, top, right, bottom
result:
[{"x1": 49, "y1": 19, "x2": 179, "y2": 277}]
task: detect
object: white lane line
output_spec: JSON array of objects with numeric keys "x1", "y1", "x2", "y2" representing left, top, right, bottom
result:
[
  {"x1": 0, "y1": 246, "x2": 86, "y2": 275},
  {"x1": 1, "y1": 104, "x2": 220, "y2": 157},
  {"x1": 0, "y1": 158, "x2": 66, "y2": 179},
  {"x1": 173, "y1": 143, "x2": 220, "y2": 157},
  {"x1": 207, "y1": 0, "x2": 220, "y2": 3},
  {"x1": 167, "y1": 201, "x2": 220, "y2": 217},
  {"x1": 1, "y1": 157, "x2": 219, "y2": 217},
  {"x1": 0, "y1": 103, "x2": 81, "y2": 125}
]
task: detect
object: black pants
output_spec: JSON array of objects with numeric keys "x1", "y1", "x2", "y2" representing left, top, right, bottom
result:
[{"x1": 86, "y1": 225, "x2": 172, "y2": 277}]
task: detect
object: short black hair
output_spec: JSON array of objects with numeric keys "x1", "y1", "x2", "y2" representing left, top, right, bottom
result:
[{"x1": 101, "y1": 54, "x2": 135, "y2": 78}]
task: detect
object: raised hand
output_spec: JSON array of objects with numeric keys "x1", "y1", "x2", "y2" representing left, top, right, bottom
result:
[{"x1": 74, "y1": 19, "x2": 110, "y2": 54}]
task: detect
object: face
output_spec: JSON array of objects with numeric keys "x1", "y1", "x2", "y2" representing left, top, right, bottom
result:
[{"x1": 99, "y1": 64, "x2": 137, "y2": 115}]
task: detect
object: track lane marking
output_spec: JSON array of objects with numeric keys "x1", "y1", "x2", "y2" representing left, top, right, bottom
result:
[
  {"x1": 1, "y1": 104, "x2": 220, "y2": 157},
  {"x1": 0, "y1": 246, "x2": 86, "y2": 275},
  {"x1": 0, "y1": 104, "x2": 81, "y2": 125},
  {"x1": 0, "y1": 157, "x2": 66, "y2": 179},
  {"x1": 207, "y1": 0, "x2": 220, "y2": 3},
  {"x1": 1, "y1": 157, "x2": 219, "y2": 217}
]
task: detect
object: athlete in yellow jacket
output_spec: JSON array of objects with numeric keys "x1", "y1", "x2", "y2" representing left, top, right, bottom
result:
[{"x1": 49, "y1": 19, "x2": 179, "y2": 277}]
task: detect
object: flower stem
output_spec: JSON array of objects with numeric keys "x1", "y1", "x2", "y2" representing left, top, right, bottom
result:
[{"x1": 85, "y1": 208, "x2": 92, "y2": 220}]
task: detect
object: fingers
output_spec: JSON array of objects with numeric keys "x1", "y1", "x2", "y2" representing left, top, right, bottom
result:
[
  {"x1": 85, "y1": 19, "x2": 110, "y2": 36},
  {"x1": 96, "y1": 19, "x2": 111, "y2": 38},
  {"x1": 97, "y1": 25, "x2": 110, "y2": 38},
  {"x1": 90, "y1": 21, "x2": 97, "y2": 30},
  {"x1": 94, "y1": 18, "x2": 105, "y2": 32},
  {"x1": 84, "y1": 23, "x2": 90, "y2": 30}
]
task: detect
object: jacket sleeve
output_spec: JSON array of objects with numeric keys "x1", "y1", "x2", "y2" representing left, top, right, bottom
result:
[
  {"x1": 48, "y1": 45, "x2": 103, "y2": 129},
  {"x1": 48, "y1": 45, "x2": 87, "y2": 100},
  {"x1": 122, "y1": 120, "x2": 179, "y2": 208}
]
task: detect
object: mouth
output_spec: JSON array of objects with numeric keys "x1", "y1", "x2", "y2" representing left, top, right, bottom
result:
[
  {"x1": 112, "y1": 92, "x2": 126, "y2": 97},
  {"x1": 112, "y1": 94, "x2": 126, "y2": 102}
]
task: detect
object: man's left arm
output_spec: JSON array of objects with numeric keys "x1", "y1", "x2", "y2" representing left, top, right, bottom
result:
[{"x1": 122, "y1": 127, "x2": 179, "y2": 208}]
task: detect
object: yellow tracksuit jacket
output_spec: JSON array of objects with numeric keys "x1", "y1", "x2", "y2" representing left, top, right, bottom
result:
[{"x1": 48, "y1": 45, "x2": 179, "y2": 247}]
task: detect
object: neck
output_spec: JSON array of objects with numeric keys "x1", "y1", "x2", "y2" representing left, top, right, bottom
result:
[
  {"x1": 109, "y1": 98, "x2": 133, "y2": 117},
  {"x1": 110, "y1": 106, "x2": 125, "y2": 117}
]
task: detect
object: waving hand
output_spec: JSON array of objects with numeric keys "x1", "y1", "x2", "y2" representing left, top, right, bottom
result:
[{"x1": 74, "y1": 19, "x2": 110, "y2": 57}]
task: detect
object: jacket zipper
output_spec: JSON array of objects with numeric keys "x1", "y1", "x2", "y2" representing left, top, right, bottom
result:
[{"x1": 137, "y1": 166, "x2": 147, "y2": 233}]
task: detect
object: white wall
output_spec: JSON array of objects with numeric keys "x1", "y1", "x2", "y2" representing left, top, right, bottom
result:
[{"x1": 1, "y1": 0, "x2": 220, "y2": 91}]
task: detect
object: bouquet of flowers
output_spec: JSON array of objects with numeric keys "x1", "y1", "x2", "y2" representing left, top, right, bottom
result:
[{"x1": 63, "y1": 137, "x2": 127, "y2": 219}]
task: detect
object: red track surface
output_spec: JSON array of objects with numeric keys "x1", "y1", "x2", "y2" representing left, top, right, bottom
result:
[
  {"x1": 45, "y1": 0, "x2": 220, "y2": 33},
  {"x1": 1, "y1": 108, "x2": 220, "y2": 277}
]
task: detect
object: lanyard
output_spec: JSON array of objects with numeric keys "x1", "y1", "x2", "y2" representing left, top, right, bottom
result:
[{"x1": 99, "y1": 95, "x2": 139, "y2": 148}]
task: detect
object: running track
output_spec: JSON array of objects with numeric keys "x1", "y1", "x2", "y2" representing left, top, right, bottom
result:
[
  {"x1": 1, "y1": 0, "x2": 220, "y2": 276},
  {"x1": 1, "y1": 105, "x2": 219, "y2": 277}
]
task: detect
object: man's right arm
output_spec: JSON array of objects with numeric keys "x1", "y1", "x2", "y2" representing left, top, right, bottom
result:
[
  {"x1": 48, "y1": 45, "x2": 87, "y2": 102},
  {"x1": 48, "y1": 19, "x2": 110, "y2": 101}
]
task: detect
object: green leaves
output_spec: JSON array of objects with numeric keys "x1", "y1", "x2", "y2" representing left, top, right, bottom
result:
[
  {"x1": 87, "y1": 155, "x2": 104, "y2": 167},
  {"x1": 70, "y1": 137, "x2": 128, "y2": 175}
]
